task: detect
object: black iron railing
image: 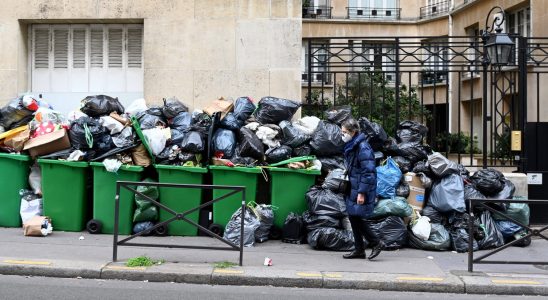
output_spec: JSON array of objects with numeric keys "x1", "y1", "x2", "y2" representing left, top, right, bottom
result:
[
  {"x1": 303, "y1": 5, "x2": 332, "y2": 19},
  {"x1": 346, "y1": 7, "x2": 401, "y2": 19},
  {"x1": 467, "y1": 198, "x2": 548, "y2": 272},
  {"x1": 112, "y1": 181, "x2": 246, "y2": 266},
  {"x1": 420, "y1": 0, "x2": 450, "y2": 19}
]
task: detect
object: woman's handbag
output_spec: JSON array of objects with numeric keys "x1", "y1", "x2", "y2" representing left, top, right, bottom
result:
[{"x1": 337, "y1": 152, "x2": 357, "y2": 194}]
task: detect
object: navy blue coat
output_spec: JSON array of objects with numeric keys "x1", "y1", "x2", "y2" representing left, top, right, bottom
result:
[{"x1": 344, "y1": 133, "x2": 377, "y2": 218}]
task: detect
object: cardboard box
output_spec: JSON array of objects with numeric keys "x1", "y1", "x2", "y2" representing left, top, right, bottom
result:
[
  {"x1": 404, "y1": 172, "x2": 426, "y2": 210},
  {"x1": 23, "y1": 129, "x2": 71, "y2": 158},
  {"x1": 203, "y1": 97, "x2": 234, "y2": 120}
]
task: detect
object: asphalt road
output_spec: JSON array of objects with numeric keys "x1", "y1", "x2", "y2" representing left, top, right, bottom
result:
[{"x1": 0, "y1": 275, "x2": 544, "y2": 300}]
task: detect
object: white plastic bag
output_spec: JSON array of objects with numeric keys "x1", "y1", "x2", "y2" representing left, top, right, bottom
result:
[
  {"x1": 412, "y1": 213, "x2": 431, "y2": 241},
  {"x1": 293, "y1": 116, "x2": 321, "y2": 136},
  {"x1": 126, "y1": 98, "x2": 148, "y2": 116},
  {"x1": 103, "y1": 159, "x2": 122, "y2": 173},
  {"x1": 99, "y1": 116, "x2": 124, "y2": 135},
  {"x1": 244, "y1": 122, "x2": 261, "y2": 132},
  {"x1": 143, "y1": 128, "x2": 167, "y2": 155},
  {"x1": 20, "y1": 197, "x2": 43, "y2": 223},
  {"x1": 28, "y1": 164, "x2": 42, "y2": 195},
  {"x1": 255, "y1": 126, "x2": 280, "y2": 149}
]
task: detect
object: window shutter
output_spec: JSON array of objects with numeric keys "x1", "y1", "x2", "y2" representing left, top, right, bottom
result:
[
  {"x1": 53, "y1": 28, "x2": 69, "y2": 68},
  {"x1": 72, "y1": 29, "x2": 86, "y2": 68},
  {"x1": 34, "y1": 28, "x2": 50, "y2": 69},
  {"x1": 108, "y1": 28, "x2": 123, "y2": 68},
  {"x1": 90, "y1": 28, "x2": 104, "y2": 68},
  {"x1": 127, "y1": 28, "x2": 143, "y2": 68}
]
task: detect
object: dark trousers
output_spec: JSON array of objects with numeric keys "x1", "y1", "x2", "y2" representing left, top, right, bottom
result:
[{"x1": 349, "y1": 215, "x2": 380, "y2": 251}]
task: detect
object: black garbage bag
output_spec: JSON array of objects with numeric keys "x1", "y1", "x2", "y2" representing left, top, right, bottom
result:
[
  {"x1": 448, "y1": 212, "x2": 482, "y2": 252},
  {"x1": 171, "y1": 111, "x2": 192, "y2": 131},
  {"x1": 137, "y1": 110, "x2": 167, "y2": 130},
  {"x1": 396, "y1": 120, "x2": 428, "y2": 144},
  {"x1": 302, "y1": 211, "x2": 340, "y2": 231},
  {"x1": 470, "y1": 168, "x2": 505, "y2": 196},
  {"x1": 162, "y1": 97, "x2": 188, "y2": 119},
  {"x1": 191, "y1": 111, "x2": 212, "y2": 131},
  {"x1": 325, "y1": 105, "x2": 352, "y2": 125},
  {"x1": 418, "y1": 172, "x2": 433, "y2": 189},
  {"x1": 231, "y1": 155, "x2": 257, "y2": 167},
  {"x1": 293, "y1": 144, "x2": 312, "y2": 157},
  {"x1": 464, "y1": 183, "x2": 485, "y2": 201},
  {"x1": 493, "y1": 202, "x2": 530, "y2": 226},
  {"x1": 0, "y1": 97, "x2": 34, "y2": 129},
  {"x1": 427, "y1": 152, "x2": 459, "y2": 178},
  {"x1": 265, "y1": 145, "x2": 292, "y2": 164},
  {"x1": 254, "y1": 96, "x2": 301, "y2": 124},
  {"x1": 421, "y1": 205, "x2": 446, "y2": 224},
  {"x1": 492, "y1": 179, "x2": 515, "y2": 200},
  {"x1": 413, "y1": 160, "x2": 432, "y2": 176},
  {"x1": 180, "y1": 130, "x2": 205, "y2": 153},
  {"x1": 318, "y1": 156, "x2": 345, "y2": 173},
  {"x1": 280, "y1": 120, "x2": 311, "y2": 148},
  {"x1": 310, "y1": 121, "x2": 345, "y2": 156},
  {"x1": 408, "y1": 223, "x2": 451, "y2": 251},
  {"x1": 133, "y1": 221, "x2": 155, "y2": 235},
  {"x1": 69, "y1": 117, "x2": 114, "y2": 153},
  {"x1": 382, "y1": 137, "x2": 400, "y2": 156},
  {"x1": 358, "y1": 117, "x2": 388, "y2": 152},
  {"x1": 238, "y1": 127, "x2": 264, "y2": 161},
  {"x1": 220, "y1": 113, "x2": 244, "y2": 131},
  {"x1": 478, "y1": 210, "x2": 505, "y2": 250},
  {"x1": 212, "y1": 129, "x2": 237, "y2": 158},
  {"x1": 80, "y1": 95, "x2": 124, "y2": 117},
  {"x1": 392, "y1": 156, "x2": 412, "y2": 174},
  {"x1": 450, "y1": 228, "x2": 479, "y2": 253},
  {"x1": 396, "y1": 181, "x2": 410, "y2": 198},
  {"x1": 282, "y1": 212, "x2": 306, "y2": 243},
  {"x1": 170, "y1": 128, "x2": 186, "y2": 145},
  {"x1": 368, "y1": 216, "x2": 408, "y2": 250},
  {"x1": 112, "y1": 127, "x2": 136, "y2": 148},
  {"x1": 233, "y1": 97, "x2": 256, "y2": 121},
  {"x1": 322, "y1": 168, "x2": 346, "y2": 193},
  {"x1": 306, "y1": 186, "x2": 347, "y2": 218},
  {"x1": 254, "y1": 204, "x2": 274, "y2": 243},
  {"x1": 428, "y1": 174, "x2": 466, "y2": 213},
  {"x1": 396, "y1": 143, "x2": 429, "y2": 164},
  {"x1": 223, "y1": 206, "x2": 261, "y2": 247},
  {"x1": 307, "y1": 227, "x2": 355, "y2": 251},
  {"x1": 179, "y1": 152, "x2": 197, "y2": 164}
]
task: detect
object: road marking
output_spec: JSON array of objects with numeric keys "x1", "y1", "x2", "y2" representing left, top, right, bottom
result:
[
  {"x1": 296, "y1": 272, "x2": 322, "y2": 278},
  {"x1": 214, "y1": 269, "x2": 244, "y2": 274},
  {"x1": 3, "y1": 260, "x2": 51, "y2": 266},
  {"x1": 105, "y1": 266, "x2": 146, "y2": 271},
  {"x1": 492, "y1": 279, "x2": 542, "y2": 285},
  {"x1": 324, "y1": 273, "x2": 343, "y2": 278},
  {"x1": 397, "y1": 276, "x2": 444, "y2": 282}
]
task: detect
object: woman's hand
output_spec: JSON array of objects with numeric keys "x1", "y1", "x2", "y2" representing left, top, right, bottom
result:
[{"x1": 357, "y1": 193, "x2": 365, "y2": 205}]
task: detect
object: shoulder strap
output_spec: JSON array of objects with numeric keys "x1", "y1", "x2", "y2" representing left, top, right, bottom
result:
[{"x1": 345, "y1": 148, "x2": 358, "y2": 176}]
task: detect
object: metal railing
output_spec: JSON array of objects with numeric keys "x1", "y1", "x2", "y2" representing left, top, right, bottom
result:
[
  {"x1": 420, "y1": 0, "x2": 450, "y2": 19},
  {"x1": 467, "y1": 198, "x2": 548, "y2": 272},
  {"x1": 112, "y1": 181, "x2": 246, "y2": 266},
  {"x1": 303, "y1": 5, "x2": 332, "y2": 19},
  {"x1": 346, "y1": 7, "x2": 401, "y2": 20}
]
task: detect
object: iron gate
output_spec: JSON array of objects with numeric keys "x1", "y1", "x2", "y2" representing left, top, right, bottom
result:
[{"x1": 303, "y1": 36, "x2": 548, "y2": 172}]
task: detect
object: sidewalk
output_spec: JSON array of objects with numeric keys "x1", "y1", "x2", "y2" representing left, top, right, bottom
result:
[{"x1": 0, "y1": 228, "x2": 547, "y2": 295}]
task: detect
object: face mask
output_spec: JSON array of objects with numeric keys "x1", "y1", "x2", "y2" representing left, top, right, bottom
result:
[{"x1": 342, "y1": 132, "x2": 352, "y2": 143}]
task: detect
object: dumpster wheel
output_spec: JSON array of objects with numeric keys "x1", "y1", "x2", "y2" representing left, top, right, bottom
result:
[
  {"x1": 153, "y1": 224, "x2": 168, "y2": 236},
  {"x1": 268, "y1": 225, "x2": 282, "y2": 240},
  {"x1": 208, "y1": 223, "x2": 223, "y2": 236},
  {"x1": 86, "y1": 219, "x2": 102, "y2": 234}
]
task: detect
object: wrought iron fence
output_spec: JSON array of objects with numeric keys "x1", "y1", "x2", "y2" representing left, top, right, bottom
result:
[
  {"x1": 346, "y1": 7, "x2": 401, "y2": 20},
  {"x1": 303, "y1": 5, "x2": 332, "y2": 19},
  {"x1": 419, "y1": 0, "x2": 450, "y2": 19}
]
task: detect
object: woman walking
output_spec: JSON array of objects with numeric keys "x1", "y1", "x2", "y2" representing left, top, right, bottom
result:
[{"x1": 341, "y1": 118, "x2": 384, "y2": 260}]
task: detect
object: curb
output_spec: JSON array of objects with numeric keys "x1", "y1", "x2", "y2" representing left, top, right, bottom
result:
[{"x1": 1, "y1": 262, "x2": 547, "y2": 296}]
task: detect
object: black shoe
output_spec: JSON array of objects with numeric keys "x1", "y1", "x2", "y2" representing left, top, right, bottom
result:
[
  {"x1": 343, "y1": 250, "x2": 366, "y2": 259},
  {"x1": 368, "y1": 242, "x2": 384, "y2": 260}
]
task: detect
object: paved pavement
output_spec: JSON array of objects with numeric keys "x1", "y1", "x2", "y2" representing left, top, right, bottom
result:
[{"x1": 0, "y1": 228, "x2": 547, "y2": 296}]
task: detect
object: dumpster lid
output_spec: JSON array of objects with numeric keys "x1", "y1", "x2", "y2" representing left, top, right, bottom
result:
[
  {"x1": 90, "y1": 161, "x2": 144, "y2": 172},
  {"x1": 267, "y1": 167, "x2": 321, "y2": 175},
  {"x1": 37, "y1": 158, "x2": 88, "y2": 168},
  {"x1": 154, "y1": 164, "x2": 208, "y2": 173},
  {"x1": 0, "y1": 152, "x2": 31, "y2": 161},
  {"x1": 209, "y1": 165, "x2": 263, "y2": 173},
  {"x1": 269, "y1": 156, "x2": 317, "y2": 167}
]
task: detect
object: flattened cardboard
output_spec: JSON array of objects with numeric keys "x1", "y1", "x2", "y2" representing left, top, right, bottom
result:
[
  {"x1": 203, "y1": 98, "x2": 233, "y2": 120},
  {"x1": 404, "y1": 172, "x2": 426, "y2": 210},
  {"x1": 23, "y1": 129, "x2": 71, "y2": 158}
]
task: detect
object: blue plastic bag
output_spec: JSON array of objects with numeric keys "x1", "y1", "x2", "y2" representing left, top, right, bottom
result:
[
  {"x1": 495, "y1": 220, "x2": 522, "y2": 239},
  {"x1": 376, "y1": 157, "x2": 402, "y2": 199}
]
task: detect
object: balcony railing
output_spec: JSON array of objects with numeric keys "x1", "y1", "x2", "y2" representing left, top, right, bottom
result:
[
  {"x1": 419, "y1": 0, "x2": 450, "y2": 19},
  {"x1": 303, "y1": 6, "x2": 333, "y2": 19},
  {"x1": 346, "y1": 7, "x2": 401, "y2": 20}
]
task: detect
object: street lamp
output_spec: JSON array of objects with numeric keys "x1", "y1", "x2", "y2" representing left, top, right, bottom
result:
[{"x1": 481, "y1": 6, "x2": 515, "y2": 169}]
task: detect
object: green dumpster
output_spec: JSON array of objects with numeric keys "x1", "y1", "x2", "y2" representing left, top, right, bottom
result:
[
  {"x1": 269, "y1": 168, "x2": 321, "y2": 229},
  {"x1": 89, "y1": 162, "x2": 143, "y2": 235},
  {"x1": 209, "y1": 165, "x2": 262, "y2": 229},
  {"x1": 0, "y1": 153, "x2": 31, "y2": 227},
  {"x1": 38, "y1": 159, "x2": 89, "y2": 231},
  {"x1": 156, "y1": 165, "x2": 207, "y2": 236}
]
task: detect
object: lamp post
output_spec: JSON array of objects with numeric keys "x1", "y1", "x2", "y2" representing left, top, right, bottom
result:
[{"x1": 481, "y1": 6, "x2": 515, "y2": 169}]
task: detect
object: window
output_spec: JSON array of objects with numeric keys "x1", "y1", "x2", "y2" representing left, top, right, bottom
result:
[
  {"x1": 31, "y1": 24, "x2": 143, "y2": 114},
  {"x1": 505, "y1": 6, "x2": 530, "y2": 64},
  {"x1": 348, "y1": 40, "x2": 396, "y2": 81},
  {"x1": 304, "y1": 0, "x2": 332, "y2": 19},
  {"x1": 465, "y1": 26, "x2": 481, "y2": 76},
  {"x1": 422, "y1": 39, "x2": 449, "y2": 84},
  {"x1": 348, "y1": 0, "x2": 399, "y2": 19},
  {"x1": 302, "y1": 40, "x2": 331, "y2": 84}
]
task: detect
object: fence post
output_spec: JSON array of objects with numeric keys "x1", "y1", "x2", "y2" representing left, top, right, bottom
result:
[
  {"x1": 518, "y1": 36, "x2": 528, "y2": 172},
  {"x1": 395, "y1": 38, "x2": 401, "y2": 126},
  {"x1": 307, "y1": 39, "x2": 313, "y2": 105}
]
